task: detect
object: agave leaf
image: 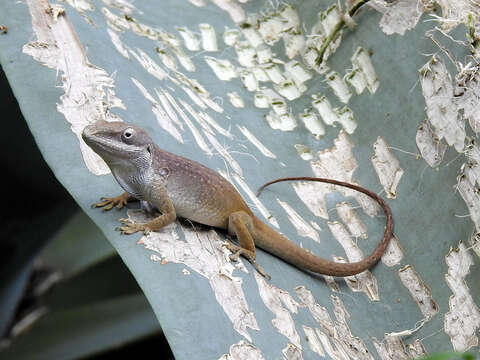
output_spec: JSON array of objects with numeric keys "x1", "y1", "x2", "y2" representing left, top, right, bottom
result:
[
  {"x1": 42, "y1": 255, "x2": 142, "y2": 311},
  {"x1": 1, "y1": 294, "x2": 162, "y2": 360},
  {"x1": 39, "y1": 211, "x2": 115, "y2": 280},
  {"x1": 0, "y1": 68, "x2": 78, "y2": 337}
]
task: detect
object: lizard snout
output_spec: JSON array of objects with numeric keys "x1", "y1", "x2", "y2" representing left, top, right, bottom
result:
[
  {"x1": 82, "y1": 125, "x2": 98, "y2": 145},
  {"x1": 82, "y1": 121, "x2": 109, "y2": 142},
  {"x1": 82, "y1": 124, "x2": 95, "y2": 138}
]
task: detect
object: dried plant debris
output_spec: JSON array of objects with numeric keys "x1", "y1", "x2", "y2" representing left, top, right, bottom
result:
[
  {"x1": 419, "y1": 56, "x2": 465, "y2": 153},
  {"x1": 444, "y1": 242, "x2": 480, "y2": 351}
]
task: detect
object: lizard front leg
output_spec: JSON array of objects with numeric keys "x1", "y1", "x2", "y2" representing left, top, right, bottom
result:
[{"x1": 117, "y1": 184, "x2": 176, "y2": 235}]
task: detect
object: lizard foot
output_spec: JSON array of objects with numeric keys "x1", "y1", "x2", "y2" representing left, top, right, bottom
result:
[
  {"x1": 225, "y1": 242, "x2": 271, "y2": 280},
  {"x1": 115, "y1": 218, "x2": 151, "y2": 235},
  {"x1": 92, "y1": 193, "x2": 130, "y2": 211}
]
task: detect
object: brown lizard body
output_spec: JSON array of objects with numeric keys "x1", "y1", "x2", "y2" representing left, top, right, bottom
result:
[{"x1": 82, "y1": 120, "x2": 393, "y2": 277}]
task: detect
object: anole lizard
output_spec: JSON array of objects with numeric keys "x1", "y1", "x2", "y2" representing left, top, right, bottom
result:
[{"x1": 82, "y1": 120, "x2": 393, "y2": 277}]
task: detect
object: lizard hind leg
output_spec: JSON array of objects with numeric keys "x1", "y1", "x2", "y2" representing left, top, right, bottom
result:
[{"x1": 227, "y1": 211, "x2": 270, "y2": 279}]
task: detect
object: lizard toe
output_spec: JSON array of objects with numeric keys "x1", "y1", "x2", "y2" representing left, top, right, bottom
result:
[
  {"x1": 93, "y1": 194, "x2": 130, "y2": 212},
  {"x1": 115, "y1": 200, "x2": 127, "y2": 210},
  {"x1": 225, "y1": 242, "x2": 242, "y2": 261},
  {"x1": 116, "y1": 222, "x2": 146, "y2": 235},
  {"x1": 117, "y1": 226, "x2": 134, "y2": 234},
  {"x1": 102, "y1": 202, "x2": 115, "y2": 211},
  {"x1": 118, "y1": 218, "x2": 133, "y2": 225}
]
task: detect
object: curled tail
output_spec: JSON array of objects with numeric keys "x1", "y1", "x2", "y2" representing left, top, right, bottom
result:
[{"x1": 255, "y1": 177, "x2": 393, "y2": 276}]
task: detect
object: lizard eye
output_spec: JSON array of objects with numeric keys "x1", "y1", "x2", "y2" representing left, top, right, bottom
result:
[{"x1": 122, "y1": 128, "x2": 135, "y2": 141}]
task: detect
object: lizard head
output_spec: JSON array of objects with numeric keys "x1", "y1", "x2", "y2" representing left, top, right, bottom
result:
[{"x1": 82, "y1": 120, "x2": 154, "y2": 168}]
